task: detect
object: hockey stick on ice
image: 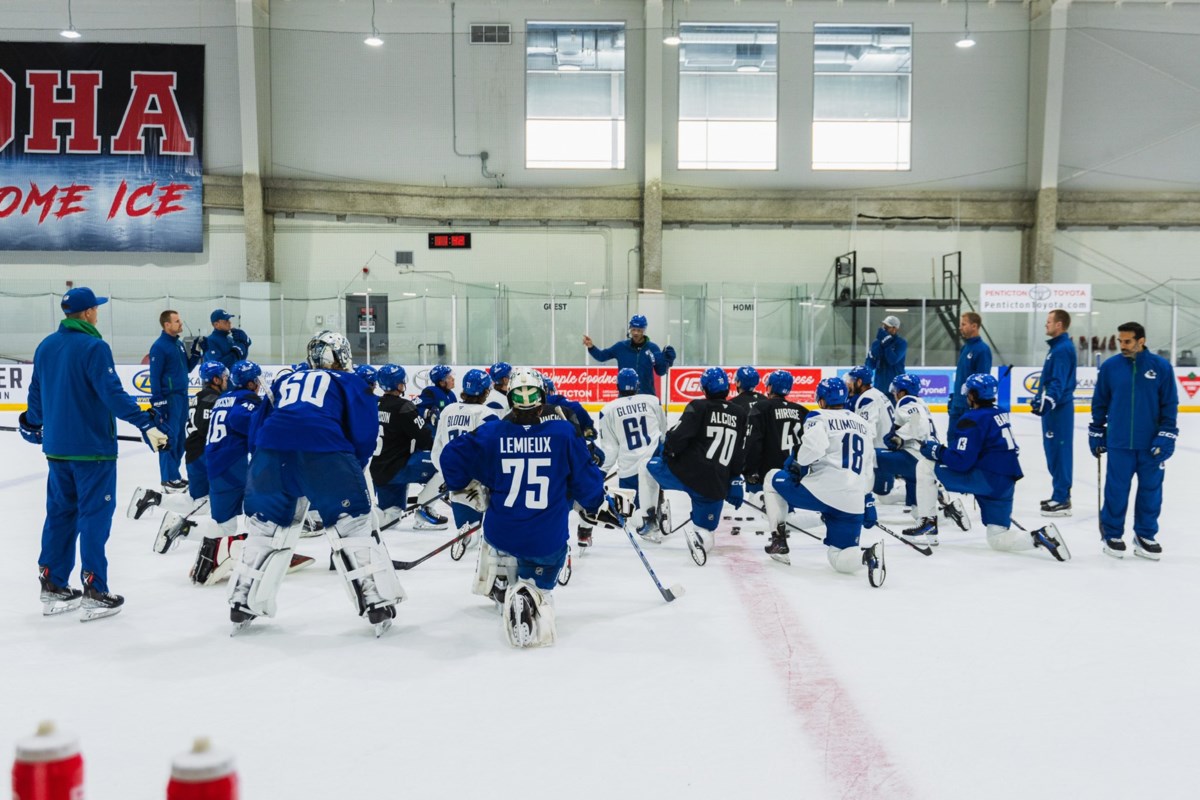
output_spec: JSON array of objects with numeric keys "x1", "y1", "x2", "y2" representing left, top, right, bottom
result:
[
  {"x1": 871, "y1": 521, "x2": 935, "y2": 556},
  {"x1": 740, "y1": 498, "x2": 824, "y2": 544},
  {"x1": 377, "y1": 489, "x2": 451, "y2": 533},
  {"x1": 391, "y1": 521, "x2": 481, "y2": 570},
  {"x1": 621, "y1": 519, "x2": 684, "y2": 603},
  {"x1": 0, "y1": 424, "x2": 143, "y2": 443}
]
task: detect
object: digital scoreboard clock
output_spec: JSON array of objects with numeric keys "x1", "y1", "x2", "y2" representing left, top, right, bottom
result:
[{"x1": 428, "y1": 232, "x2": 471, "y2": 249}]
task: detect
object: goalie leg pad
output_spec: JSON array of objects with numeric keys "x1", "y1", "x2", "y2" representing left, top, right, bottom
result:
[
  {"x1": 228, "y1": 500, "x2": 309, "y2": 618},
  {"x1": 327, "y1": 513, "x2": 406, "y2": 616},
  {"x1": 191, "y1": 519, "x2": 242, "y2": 586},
  {"x1": 472, "y1": 539, "x2": 517, "y2": 601},
  {"x1": 503, "y1": 578, "x2": 556, "y2": 647},
  {"x1": 985, "y1": 523, "x2": 1034, "y2": 552},
  {"x1": 827, "y1": 545, "x2": 865, "y2": 574}
]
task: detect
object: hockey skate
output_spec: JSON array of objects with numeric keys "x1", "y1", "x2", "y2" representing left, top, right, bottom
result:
[
  {"x1": 488, "y1": 575, "x2": 509, "y2": 609},
  {"x1": 902, "y1": 517, "x2": 938, "y2": 547},
  {"x1": 367, "y1": 604, "x2": 396, "y2": 638},
  {"x1": 126, "y1": 487, "x2": 162, "y2": 520},
  {"x1": 229, "y1": 606, "x2": 256, "y2": 636},
  {"x1": 413, "y1": 505, "x2": 448, "y2": 531},
  {"x1": 161, "y1": 479, "x2": 189, "y2": 494},
  {"x1": 1031, "y1": 524, "x2": 1071, "y2": 562},
  {"x1": 1103, "y1": 537, "x2": 1127, "y2": 559},
  {"x1": 1040, "y1": 499, "x2": 1072, "y2": 517},
  {"x1": 300, "y1": 512, "x2": 325, "y2": 538},
  {"x1": 636, "y1": 511, "x2": 663, "y2": 543},
  {"x1": 938, "y1": 490, "x2": 972, "y2": 532},
  {"x1": 683, "y1": 525, "x2": 708, "y2": 567},
  {"x1": 80, "y1": 572, "x2": 123, "y2": 622},
  {"x1": 556, "y1": 549, "x2": 573, "y2": 586},
  {"x1": 39, "y1": 567, "x2": 82, "y2": 616},
  {"x1": 189, "y1": 534, "x2": 248, "y2": 586},
  {"x1": 764, "y1": 526, "x2": 790, "y2": 566},
  {"x1": 154, "y1": 511, "x2": 196, "y2": 554},
  {"x1": 1133, "y1": 535, "x2": 1162, "y2": 561},
  {"x1": 862, "y1": 541, "x2": 886, "y2": 588},
  {"x1": 577, "y1": 525, "x2": 593, "y2": 549}
]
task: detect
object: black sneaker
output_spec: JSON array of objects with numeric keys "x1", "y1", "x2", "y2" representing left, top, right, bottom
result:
[
  {"x1": 161, "y1": 479, "x2": 189, "y2": 494},
  {"x1": 38, "y1": 566, "x2": 82, "y2": 616},
  {"x1": 1103, "y1": 537, "x2": 1127, "y2": 559},
  {"x1": 1041, "y1": 500, "x2": 1072, "y2": 517},
  {"x1": 1133, "y1": 536, "x2": 1162, "y2": 561},
  {"x1": 80, "y1": 571, "x2": 124, "y2": 622}
]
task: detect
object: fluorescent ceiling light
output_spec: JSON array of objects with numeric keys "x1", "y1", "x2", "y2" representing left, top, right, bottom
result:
[{"x1": 736, "y1": 65, "x2": 761, "y2": 73}]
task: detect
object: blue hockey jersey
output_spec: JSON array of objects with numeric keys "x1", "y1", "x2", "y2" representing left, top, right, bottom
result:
[
  {"x1": 253, "y1": 369, "x2": 378, "y2": 466},
  {"x1": 1092, "y1": 350, "x2": 1179, "y2": 451},
  {"x1": 950, "y1": 336, "x2": 993, "y2": 413},
  {"x1": 439, "y1": 417, "x2": 606, "y2": 558},
  {"x1": 417, "y1": 384, "x2": 458, "y2": 426},
  {"x1": 1034, "y1": 332, "x2": 1076, "y2": 410},
  {"x1": 942, "y1": 406, "x2": 1024, "y2": 480},
  {"x1": 205, "y1": 388, "x2": 262, "y2": 478}
]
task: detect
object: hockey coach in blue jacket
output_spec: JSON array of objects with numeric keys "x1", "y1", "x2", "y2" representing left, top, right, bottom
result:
[
  {"x1": 948, "y1": 312, "x2": 993, "y2": 444},
  {"x1": 1032, "y1": 309, "x2": 1077, "y2": 516},
  {"x1": 1089, "y1": 321, "x2": 1179, "y2": 560},
  {"x1": 202, "y1": 308, "x2": 252, "y2": 369},
  {"x1": 149, "y1": 309, "x2": 202, "y2": 493},
  {"x1": 583, "y1": 315, "x2": 675, "y2": 396}
]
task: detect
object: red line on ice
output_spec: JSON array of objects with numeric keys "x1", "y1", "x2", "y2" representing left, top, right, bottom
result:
[{"x1": 723, "y1": 547, "x2": 913, "y2": 799}]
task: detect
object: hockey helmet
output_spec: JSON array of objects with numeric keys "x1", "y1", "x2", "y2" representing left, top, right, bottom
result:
[
  {"x1": 699, "y1": 367, "x2": 730, "y2": 395},
  {"x1": 354, "y1": 364, "x2": 378, "y2": 386},
  {"x1": 846, "y1": 365, "x2": 874, "y2": 386},
  {"x1": 199, "y1": 361, "x2": 228, "y2": 384},
  {"x1": 489, "y1": 361, "x2": 512, "y2": 382},
  {"x1": 890, "y1": 373, "x2": 922, "y2": 398},
  {"x1": 765, "y1": 369, "x2": 794, "y2": 396},
  {"x1": 376, "y1": 364, "x2": 407, "y2": 392},
  {"x1": 543, "y1": 377, "x2": 556, "y2": 395},
  {"x1": 965, "y1": 372, "x2": 998, "y2": 401},
  {"x1": 289, "y1": 362, "x2": 309, "y2": 373},
  {"x1": 629, "y1": 314, "x2": 648, "y2": 331},
  {"x1": 307, "y1": 330, "x2": 353, "y2": 370},
  {"x1": 508, "y1": 367, "x2": 545, "y2": 410},
  {"x1": 816, "y1": 376, "x2": 849, "y2": 407},
  {"x1": 429, "y1": 364, "x2": 453, "y2": 385},
  {"x1": 462, "y1": 368, "x2": 493, "y2": 397},
  {"x1": 616, "y1": 367, "x2": 640, "y2": 393},
  {"x1": 230, "y1": 360, "x2": 262, "y2": 390},
  {"x1": 734, "y1": 366, "x2": 760, "y2": 392}
]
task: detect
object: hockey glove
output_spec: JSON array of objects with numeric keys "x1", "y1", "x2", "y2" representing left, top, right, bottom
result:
[
  {"x1": 1030, "y1": 394, "x2": 1054, "y2": 417},
  {"x1": 150, "y1": 397, "x2": 169, "y2": 425},
  {"x1": 231, "y1": 344, "x2": 247, "y2": 360},
  {"x1": 864, "y1": 493, "x2": 878, "y2": 529},
  {"x1": 662, "y1": 345, "x2": 677, "y2": 366},
  {"x1": 885, "y1": 433, "x2": 904, "y2": 451},
  {"x1": 919, "y1": 439, "x2": 943, "y2": 463},
  {"x1": 17, "y1": 412, "x2": 43, "y2": 445},
  {"x1": 727, "y1": 477, "x2": 745, "y2": 509},
  {"x1": 231, "y1": 328, "x2": 251, "y2": 347},
  {"x1": 142, "y1": 427, "x2": 169, "y2": 452},
  {"x1": 1151, "y1": 428, "x2": 1178, "y2": 462},
  {"x1": 746, "y1": 473, "x2": 762, "y2": 489},
  {"x1": 1088, "y1": 424, "x2": 1107, "y2": 458},
  {"x1": 581, "y1": 495, "x2": 624, "y2": 529},
  {"x1": 783, "y1": 455, "x2": 809, "y2": 483},
  {"x1": 188, "y1": 336, "x2": 205, "y2": 359},
  {"x1": 452, "y1": 480, "x2": 490, "y2": 513},
  {"x1": 589, "y1": 442, "x2": 605, "y2": 467}
]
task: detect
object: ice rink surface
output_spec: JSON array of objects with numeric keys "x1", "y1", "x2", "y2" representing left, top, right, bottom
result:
[{"x1": 1, "y1": 411, "x2": 1197, "y2": 799}]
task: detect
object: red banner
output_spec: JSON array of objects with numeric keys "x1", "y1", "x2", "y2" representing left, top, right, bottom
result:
[
  {"x1": 535, "y1": 366, "x2": 638, "y2": 405},
  {"x1": 668, "y1": 367, "x2": 822, "y2": 405}
]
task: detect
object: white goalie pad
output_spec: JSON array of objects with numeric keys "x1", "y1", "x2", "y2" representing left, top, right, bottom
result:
[
  {"x1": 452, "y1": 480, "x2": 490, "y2": 514},
  {"x1": 327, "y1": 514, "x2": 406, "y2": 616},
  {"x1": 985, "y1": 524, "x2": 1034, "y2": 552},
  {"x1": 503, "y1": 578, "x2": 557, "y2": 647},
  {"x1": 227, "y1": 500, "x2": 309, "y2": 618},
  {"x1": 472, "y1": 540, "x2": 517, "y2": 598},
  {"x1": 827, "y1": 545, "x2": 865, "y2": 574}
]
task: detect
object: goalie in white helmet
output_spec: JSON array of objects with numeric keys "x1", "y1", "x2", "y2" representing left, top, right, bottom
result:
[{"x1": 226, "y1": 330, "x2": 405, "y2": 637}]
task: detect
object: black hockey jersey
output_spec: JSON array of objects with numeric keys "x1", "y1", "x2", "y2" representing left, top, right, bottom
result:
[
  {"x1": 184, "y1": 385, "x2": 221, "y2": 464},
  {"x1": 730, "y1": 391, "x2": 766, "y2": 413},
  {"x1": 744, "y1": 396, "x2": 810, "y2": 483},
  {"x1": 371, "y1": 394, "x2": 434, "y2": 485},
  {"x1": 664, "y1": 397, "x2": 748, "y2": 500}
]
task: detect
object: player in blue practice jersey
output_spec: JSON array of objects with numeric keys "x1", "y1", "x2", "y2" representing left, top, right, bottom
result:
[
  {"x1": 921, "y1": 374, "x2": 1070, "y2": 561},
  {"x1": 485, "y1": 362, "x2": 512, "y2": 412},
  {"x1": 227, "y1": 331, "x2": 404, "y2": 637},
  {"x1": 440, "y1": 367, "x2": 619, "y2": 647},
  {"x1": 761, "y1": 377, "x2": 886, "y2": 586},
  {"x1": 417, "y1": 364, "x2": 458, "y2": 429}
]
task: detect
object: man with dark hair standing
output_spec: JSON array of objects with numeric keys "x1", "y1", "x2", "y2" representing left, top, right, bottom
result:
[
  {"x1": 948, "y1": 312, "x2": 992, "y2": 444},
  {"x1": 19, "y1": 288, "x2": 168, "y2": 620},
  {"x1": 1089, "y1": 322, "x2": 1179, "y2": 560},
  {"x1": 150, "y1": 309, "x2": 203, "y2": 493},
  {"x1": 1033, "y1": 309, "x2": 1077, "y2": 516}
]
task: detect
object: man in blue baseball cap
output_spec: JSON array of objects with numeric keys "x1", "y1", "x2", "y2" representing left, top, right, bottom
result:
[
  {"x1": 201, "y1": 308, "x2": 252, "y2": 369},
  {"x1": 19, "y1": 287, "x2": 169, "y2": 621},
  {"x1": 582, "y1": 314, "x2": 675, "y2": 395}
]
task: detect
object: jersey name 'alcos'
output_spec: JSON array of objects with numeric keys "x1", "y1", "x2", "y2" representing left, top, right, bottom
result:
[{"x1": 794, "y1": 408, "x2": 875, "y2": 514}]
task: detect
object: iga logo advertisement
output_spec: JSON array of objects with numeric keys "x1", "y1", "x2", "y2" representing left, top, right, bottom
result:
[{"x1": 670, "y1": 367, "x2": 819, "y2": 404}]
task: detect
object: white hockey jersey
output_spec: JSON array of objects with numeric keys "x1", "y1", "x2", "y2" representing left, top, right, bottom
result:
[
  {"x1": 431, "y1": 402, "x2": 501, "y2": 472},
  {"x1": 850, "y1": 386, "x2": 895, "y2": 448},
  {"x1": 893, "y1": 395, "x2": 936, "y2": 457},
  {"x1": 595, "y1": 394, "x2": 668, "y2": 478},
  {"x1": 793, "y1": 408, "x2": 875, "y2": 514}
]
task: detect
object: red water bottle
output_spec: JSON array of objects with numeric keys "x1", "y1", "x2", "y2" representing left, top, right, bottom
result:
[
  {"x1": 11, "y1": 721, "x2": 85, "y2": 800},
  {"x1": 166, "y1": 737, "x2": 238, "y2": 800}
]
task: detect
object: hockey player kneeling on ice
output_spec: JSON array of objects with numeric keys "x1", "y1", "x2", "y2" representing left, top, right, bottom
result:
[
  {"x1": 371, "y1": 364, "x2": 449, "y2": 530},
  {"x1": 431, "y1": 368, "x2": 502, "y2": 549},
  {"x1": 919, "y1": 374, "x2": 1069, "y2": 562},
  {"x1": 761, "y1": 377, "x2": 885, "y2": 587},
  {"x1": 440, "y1": 367, "x2": 615, "y2": 648},
  {"x1": 227, "y1": 331, "x2": 403, "y2": 637},
  {"x1": 744, "y1": 370, "x2": 809, "y2": 495},
  {"x1": 730, "y1": 366, "x2": 767, "y2": 412},
  {"x1": 636, "y1": 367, "x2": 748, "y2": 566},
  {"x1": 845, "y1": 365, "x2": 896, "y2": 497},
  {"x1": 875, "y1": 373, "x2": 942, "y2": 545},
  {"x1": 595, "y1": 368, "x2": 667, "y2": 538}
]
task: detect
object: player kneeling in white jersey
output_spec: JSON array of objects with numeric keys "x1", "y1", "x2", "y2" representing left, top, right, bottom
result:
[
  {"x1": 920, "y1": 374, "x2": 1070, "y2": 561},
  {"x1": 762, "y1": 378, "x2": 886, "y2": 587},
  {"x1": 595, "y1": 368, "x2": 667, "y2": 542},
  {"x1": 432, "y1": 368, "x2": 501, "y2": 550},
  {"x1": 876, "y1": 373, "x2": 943, "y2": 544},
  {"x1": 440, "y1": 367, "x2": 619, "y2": 647}
]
